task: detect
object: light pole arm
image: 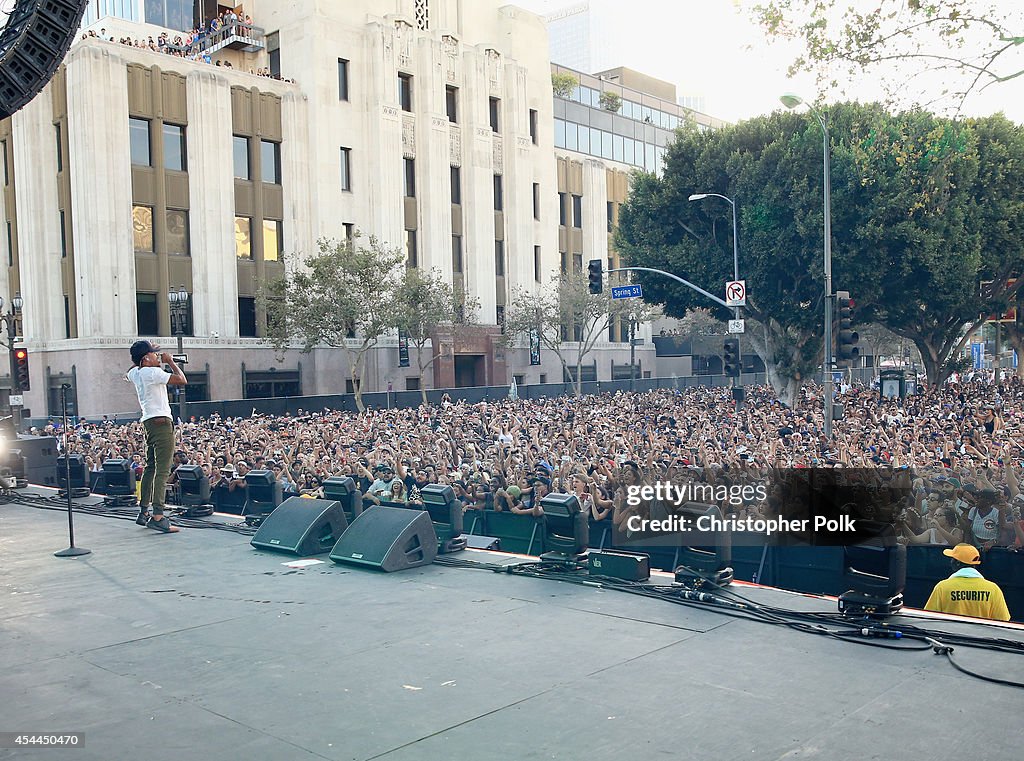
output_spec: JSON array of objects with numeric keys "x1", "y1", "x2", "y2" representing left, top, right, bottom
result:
[{"x1": 607, "y1": 266, "x2": 730, "y2": 308}]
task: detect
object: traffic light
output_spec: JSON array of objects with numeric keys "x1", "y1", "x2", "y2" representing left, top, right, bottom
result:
[
  {"x1": 723, "y1": 338, "x2": 740, "y2": 377},
  {"x1": 836, "y1": 291, "x2": 860, "y2": 366},
  {"x1": 13, "y1": 347, "x2": 29, "y2": 391},
  {"x1": 587, "y1": 259, "x2": 603, "y2": 294}
]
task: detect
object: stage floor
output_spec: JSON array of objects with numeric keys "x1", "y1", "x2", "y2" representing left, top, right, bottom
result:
[{"x1": 2, "y1": 493, "x2": 1023, "y2": 761}]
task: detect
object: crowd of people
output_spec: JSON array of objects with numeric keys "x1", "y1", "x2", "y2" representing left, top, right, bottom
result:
[
  {"x1": 79, "y1": 11, "x2": 294, "y2": 84},
  {"x1": 38, "y1": 374, "x2": 1024, "y2": 550}
]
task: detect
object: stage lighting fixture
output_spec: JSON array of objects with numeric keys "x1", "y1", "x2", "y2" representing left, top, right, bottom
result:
[
  {"x1": 673, "y1": 502, "x2": 734, "y2": 589},
  {"x1": 242, "y1": 469, "x2": 282, "y2": 516},
  {"x1": 538, "y1": 493, "x2": 589, "y2": 566},
  {"x1": 101, "y1": 458, "x2": 138, "y2": 506},
  {"x1": 56, "y1": 454, "x2": 90, "y2": 498},
  {"x1": 174, "y1": 464, "x2": 213, "y2": 517},
  {"x1": 420, "y1": 483, "x2": 466, "y2": 554},
  {"x1": 322, "y1": 475, "x2": 363, "y2": 523},
  {"x1": 837, "y1": 521, "x2": 906, "y2": 618}
]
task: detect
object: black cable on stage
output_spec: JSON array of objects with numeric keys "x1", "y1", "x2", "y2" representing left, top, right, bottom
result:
[
  {"x1": 435, "y1": 554, "x2": 1024, "y2": 682},
  {"x1": 1, "y1": 491, "x2": 256, "y2": 535}
]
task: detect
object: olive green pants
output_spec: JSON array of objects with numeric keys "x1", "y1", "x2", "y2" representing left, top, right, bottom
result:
[{"x1": 140, "y1": 417, "x2": 175, "y2": 513}]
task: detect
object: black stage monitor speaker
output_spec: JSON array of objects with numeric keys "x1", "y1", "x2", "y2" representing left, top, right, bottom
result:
[
  {"x1": 589, "y1": 549, "x2": 651, "y2": 582},
  {"x1": 329, "y1": 505, "x2": 437, "y2": 572},
  {"x1": 0, "y1": 0, "x2": 90, "y2": 120},
  {"x1": 251, "y1": 497, "x2": 349, "y2": 556}
]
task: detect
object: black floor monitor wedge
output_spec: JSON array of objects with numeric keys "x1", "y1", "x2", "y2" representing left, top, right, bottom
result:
[
  {"x1": 250, "y1": 497, "x2": 349, "y2": 556},
  {"x1": 329, "y1": 505, "x2": 437, "y2": 572}
]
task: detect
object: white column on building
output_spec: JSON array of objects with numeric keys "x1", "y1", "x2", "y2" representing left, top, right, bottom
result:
[
  {"x1": 364, "y1": 21, "x2": 405, "y2": 252},
  {"x1": 13, "y1": 82, "x2": 65, "y2": 343},
  {"x1": 414, "y1": 35, "x2": 454, "y2": 277},
  {"x1": 501, "y1": 62, "x2": 533, "y2": 293},
  {"x1": 581, "y1": 157, "x2": 608, "y2": 272},
  {"x1": 462, "y1": 48, "x2": 497, "y2": 323},
  {"x1": 64, "y1": 44, "x2": 136, "y2": 339},
  {"x1": 281, "y1": 90, "x2": 313, "y2": 271},
  {"x1": 185, "y1": 69, "x2": 237, "y2": 338}
]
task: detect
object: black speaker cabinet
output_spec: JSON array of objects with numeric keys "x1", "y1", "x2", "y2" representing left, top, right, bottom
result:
[
  {"x1": 329, "y1": 505, "x2": 437, "y2": 572},
  {"x1": 588, "y1": 549, "x2": 651, "y2": 581},
  {"x1": 250, "y1": 497, "x2": 349, "y2": 556},
  {"x1": 0, "y1": 0, "x2": 90, "y2": 120}
]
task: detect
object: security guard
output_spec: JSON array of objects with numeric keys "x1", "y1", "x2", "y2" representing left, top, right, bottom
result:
[{"x1": 924, "y1": 543, "x2": 1011, "y2": 621}]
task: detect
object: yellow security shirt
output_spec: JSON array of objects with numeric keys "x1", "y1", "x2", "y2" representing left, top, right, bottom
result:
[{"x1": 924, "y1": 568, "x2": 1011, "y2": 621}]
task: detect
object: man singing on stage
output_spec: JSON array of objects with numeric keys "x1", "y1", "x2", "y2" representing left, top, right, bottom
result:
[{"x1": 127, "y1": 340, "x2": 187, "y2": 533}]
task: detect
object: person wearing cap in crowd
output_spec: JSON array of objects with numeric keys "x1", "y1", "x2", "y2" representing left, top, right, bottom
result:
[
  {"x1": 924, "y1": 543, "x2": 1010, "y2": 621},
  {"x1": 364, "y1": 463, "x2": 401, "y2": 505},
  {"x1": 126, "y1": 340, "x2": 187, "y2": 533}
]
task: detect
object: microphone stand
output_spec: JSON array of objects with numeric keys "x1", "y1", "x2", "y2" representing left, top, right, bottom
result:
[{"x1": 55, "y1": 384, "x2": 90, "y2": 558}]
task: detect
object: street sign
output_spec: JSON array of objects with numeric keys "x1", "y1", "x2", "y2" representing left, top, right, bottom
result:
[
  {"x1": 728, "y1": 319, "x2": 745, "y2": 334},
  {"x1": 971, "y1": 343, "x2": 983, "y2": 370},
  {"x1": 611, "y1": 284, "x2": 643, "y2": 300},
  {"x1": 725, "y1": 280, "x2": 746, "y2": 307},
  {"x1": 172, "y1": 354, "x2": 188, "y2": 365},
  {"x1": 8, "y1": 394, "x2": 23, "y2": 406}
]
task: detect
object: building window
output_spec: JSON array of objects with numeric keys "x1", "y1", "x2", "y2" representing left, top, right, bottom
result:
[
  {"x1": 1, "y1": 140, "x2": 7, "y2": 185},
  {"x1": 136, "y1": 292, "x2": 158, "y2": 335},
  {"x1": 59, "y1": 210, "x2": 67, "y2": 258},
  {"x1": 267, "y1": 31, "x2": 280, "y2": 76},
  {"x1": 489, "y1": 97, "x2": 500, "y2": 133},
  {"x1": 338, "y1": 58, "x2": 349, "y2": 100},
  {"x1": 534, "y1": 245, "x2": 541, "y2": 282},
  {"x1": 573, "y1": 253, "x2": 583, "y2": 272},
  {"x1": 558, "y1": 192, "x2": 567, "y2": 226},
  {"x1": 493, "y1": 174, "x2": 503, "y2": 211},
  {"x1": 532, "y1": 183, "x2": 540, "y2": 220},
  {"x1": 450, "y1": 165, "x2": 461, "y2": 205},
  {"x1": 163, "y1": 123, "x2": 187, "y2": 172},
  {"x1": 398, "y1": 73, "x2": 413, "y2": 112},
  {"x1": 343, "y1": 223, "x2": 355, "y2": 242},
  {"x1": 560, "y1": 251, "x2": 568, "y2": 274},
  {"x1": 406, "y1": 229, "x2": 417, "y2": 268},
  {"x1": 64, "y1": 296, "x2": 71, "y2": 339},
  {"x1": 607, "y1": 201, "x2": 614, "y2": 232},
  {"x1": 166, "y1": 209, "x2": 189, "y2": 255},
  {"x1": 238, "y1": 296, "x2": 257, "y2": 337},
  {"x1": 340, "y1": 147, "x2": 352, "y2": 191},
  {"x1": 452, "y1": 234, "x2": 463, "y2": 273},
  {"x1": 5, "y1": 222, "x2": 12, "y2": 266},
  {"x1": 245, "y1": 370, "x2": 301, "y2": 398},
  {"x1": 406, "y1": 377, "x2": 421, "y2": 391},
  {"x1": 261, "y1": 140, "x2": 281, "y2": 184},
  {"x1": 129, "y1": 117, "x2": 151, "y2": 166},
  {"x1": 529, "y1": 108, "x2": 538, "y2": 145},
  {"x1": 233, "y1": 135, "x2": 250, "y2": 179},
  {"x1": 404, "y1": 157, "x2": 416, "y2": 197},
  {"x1": 263, "y1": 219, "x2": 282, "y2": 262},
  {"x1": 494, "y1": 239, "x2": 505, "y2": 276},
  {"x1": 446, "y1": 86, "x2": 458, "y2": 123},
  {"x1": 234, "y1": 216, "x2": 252, "y2": 259},
  {"x1": 572, "y1": 194, "x2": 582, "y2": 228},
  {"x1": 132, "y1": 205, "x2": 153, "y2": 252},
  {"x1": 55, "y1": 124, "x2": 62, "y2": 172}
]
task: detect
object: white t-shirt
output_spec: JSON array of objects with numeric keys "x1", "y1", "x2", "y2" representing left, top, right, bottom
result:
[{"x1": 127, "y1": 365, "x2": 172, "y2": 421}]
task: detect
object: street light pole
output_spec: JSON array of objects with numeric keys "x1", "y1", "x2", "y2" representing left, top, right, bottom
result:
[
  {"x1": 780, "y1": 94, "x2": 834, "y2": 440},
  {"x1": 167, "y1": 285, "x2": 189, "y2": 423},
  {"x1": 689, "y1": 192, "x2": 741, "y2": 395},
  {"x1": 0, "y1": 293, "x2": 24, "y2": 432}
]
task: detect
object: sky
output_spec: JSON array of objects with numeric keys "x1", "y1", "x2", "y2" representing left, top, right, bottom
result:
[{"x1": 512, "y1": 0, "x2": 1024, "y2": 124}]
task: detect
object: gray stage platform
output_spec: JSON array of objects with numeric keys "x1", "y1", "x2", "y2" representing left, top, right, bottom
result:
[{"x1": 2, "y1": 494, "x2": 1023, "y2": 761}]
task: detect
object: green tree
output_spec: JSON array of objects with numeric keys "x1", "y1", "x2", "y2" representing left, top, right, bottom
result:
[
  {"x1": 260, "y1": 235, "x2": 404, "y2": 413},
  {"x1": 551, "y1": 72, "x2": 579, "y2": 98},
  {"x1": 504, "y1": 270, "x2": 649, "y2": 395},
  {"x1": 753, "y1": 0, "x2": 1024, "y2": 111},
  {"x1": 599, "y1": 91, "x2": 622, "y2": 112},
  {"x1": 394, "y1": 267, "x2": 480, "y2": 406}
]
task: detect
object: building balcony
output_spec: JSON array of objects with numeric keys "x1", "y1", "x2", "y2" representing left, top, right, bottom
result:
[{"x1": 189, "y1": 21, "x2": 266, "y2": 55}]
